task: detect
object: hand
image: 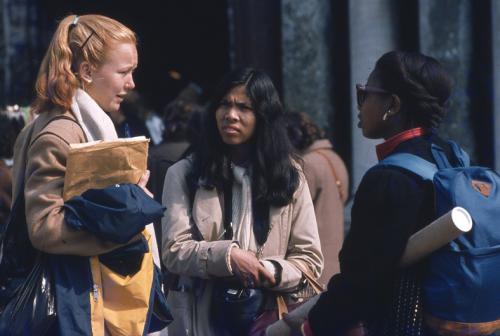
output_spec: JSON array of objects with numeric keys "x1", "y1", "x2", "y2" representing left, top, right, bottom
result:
[
  {"x1": 138, "y1": 170, "x2": 154, "y2": 198},
  {"x1": 230, "y1": 247, "x2": 276, "y2": 288}
]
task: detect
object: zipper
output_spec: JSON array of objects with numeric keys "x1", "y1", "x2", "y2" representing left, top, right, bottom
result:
[{"x1": 93, "y1": 283, "x2": 99, "y2": 302}]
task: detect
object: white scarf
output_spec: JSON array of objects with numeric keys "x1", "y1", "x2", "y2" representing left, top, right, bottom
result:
[
  {"x1": 70, "y1": 89, "x2": 117, "y2": 141},
  {"x1": 231, "y1": 165, "x2": 258, "y2": 253}
]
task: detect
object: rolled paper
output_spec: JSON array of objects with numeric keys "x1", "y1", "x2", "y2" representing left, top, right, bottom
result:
[
  {"x1": 265, "y1": 295, "x2": 320, "y2": 336},
  {"x1": 400, "y1": 207, "x2": 473, "y2": 267}
]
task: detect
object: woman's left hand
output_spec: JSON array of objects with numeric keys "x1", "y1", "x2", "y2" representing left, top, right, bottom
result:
[
  {"x1": 230, "y1": 247, "x2": 276, "y2": 288},
  {"x1": 138, "y1": 170, "x2": 154, "y2": 198}
]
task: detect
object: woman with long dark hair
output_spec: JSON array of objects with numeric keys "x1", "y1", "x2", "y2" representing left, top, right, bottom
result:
[{"x1": 161, "y1": 68, "x2": 323, "y2": 335}]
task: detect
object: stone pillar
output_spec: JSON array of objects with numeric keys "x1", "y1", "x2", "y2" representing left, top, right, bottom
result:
[
  {"x1": 1, "y1": 0, "x2": 8, "y2": 103},
  {"x1": 349, "y1": 0, "x2": 398, "y2": 190},
  {"x1": 419, "y1": 0, "x2": 475, "y2": 159},
  {"x1": 492, "y1": 2, "x2": 500, "y2": 171},
  {"x1": 1, "y1": 0, "x2": 41, "y2": 105},
  {"x1": 281, "y1": 0, "x2": 333, "y2": 130},
  {"x1": 227, "y1": 0, "x2": 282, "y2": 92}
]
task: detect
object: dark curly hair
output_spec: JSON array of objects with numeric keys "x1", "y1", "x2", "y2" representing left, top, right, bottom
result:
[
  {"x1": 373, "y1": 51, "x2": 452, "y2": 129},
  {"x1": 189, "y1": 68, "x2": 300, "y2": 244},
  {"x1": 285, "y1": 111, "x2": 325, "y2": 151},
  {"x1": 162, "y1": 100, "x2": 204, "y2": 142}
]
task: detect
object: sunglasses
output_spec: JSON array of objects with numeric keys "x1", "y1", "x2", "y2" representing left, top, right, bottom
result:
[{"x1": 356, "y1": 84, "x2": 392, "y2": 109}]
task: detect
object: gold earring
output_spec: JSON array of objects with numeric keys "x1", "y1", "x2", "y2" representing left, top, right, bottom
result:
[{"x1": 383, "y1": 110, "x2": 391, "y2": 121}]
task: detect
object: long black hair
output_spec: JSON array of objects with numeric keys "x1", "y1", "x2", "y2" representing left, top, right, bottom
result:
[
  {"x1": 188, "y1": 68, "x2": 300, "y2": 244},
  {"x1": 373, "y1": 51, "x2": 453, "y2": 129}
]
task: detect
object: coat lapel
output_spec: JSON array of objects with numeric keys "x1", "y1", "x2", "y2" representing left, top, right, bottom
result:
[{"x1": 192, "y1": 187, "x2": 224, "y2": 241}]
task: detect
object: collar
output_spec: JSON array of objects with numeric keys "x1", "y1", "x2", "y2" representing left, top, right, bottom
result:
[{"x1": 376, "y1": 127, "x2": 426, "y2": 161}]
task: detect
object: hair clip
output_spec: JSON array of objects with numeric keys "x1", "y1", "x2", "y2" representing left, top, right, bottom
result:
[
  {"x1": 69, "y1": 15, "x2": 79, "y2": 32},
  {"x1": 81, "y1": 30, "x2": 95, "y2": 49}
]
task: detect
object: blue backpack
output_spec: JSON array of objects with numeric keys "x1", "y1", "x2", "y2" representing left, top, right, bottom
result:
[{"x1": 379, "y1": 141, "x2": 500, "y2": 323}]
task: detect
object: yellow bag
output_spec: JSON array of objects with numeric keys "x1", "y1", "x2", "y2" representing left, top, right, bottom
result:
[{"x1": 89, "y1": 230, "x2": 155, "y2": 336}]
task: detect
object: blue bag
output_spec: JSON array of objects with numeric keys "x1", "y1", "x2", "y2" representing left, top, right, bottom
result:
[{"x1": 379, "y1": 141, "x2": 500, "y2": 323}]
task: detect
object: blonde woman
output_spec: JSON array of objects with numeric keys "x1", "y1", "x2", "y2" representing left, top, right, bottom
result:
[{"x1": 6, "y1": 14, "x2": 169, "y2": 335}]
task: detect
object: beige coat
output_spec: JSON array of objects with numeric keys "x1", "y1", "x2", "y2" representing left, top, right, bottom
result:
[
  {"x1": 301, "y1": 139, "x2": 349, "y2": 285},
  {"x1": 12, "y1": 110, "x2": 124, "y2": 255},
  {"x1": 161, "y1": 158, "x2": 323, "y2": 336}
]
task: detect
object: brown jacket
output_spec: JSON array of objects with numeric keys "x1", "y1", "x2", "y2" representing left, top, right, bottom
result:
[
  {"x1": 301, "y1": 139, "x2": 349, "y2": 285},
  {"x1": 12, "y1": 110, "x2": 122, "y2": 255},
  {"x1": 162, "y1": 158, "x2": 323, "y2": 335}
]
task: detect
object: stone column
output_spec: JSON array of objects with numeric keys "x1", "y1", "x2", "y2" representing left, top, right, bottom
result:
[
  {"x1": 349, "y1": 0, "x2": 398, "y2": 190},
  {"x1": 419, "y1": 0, "x2": 475, "y2": 158},
  {"x1": 492, "y1": 2, "x2": 500, "y2": 171},
  {"x1": 1, "y1": 0, "x2": 41, "y2": 105},
  {"x1": 281, "y1": 0, "x2": 333, "y2": 130},
  {"x1": 227, "y1": 0, "x2": 282, "y2": 91},
  {"x1": 1, "y1": 0, "x2": 8, "y2": 102}
]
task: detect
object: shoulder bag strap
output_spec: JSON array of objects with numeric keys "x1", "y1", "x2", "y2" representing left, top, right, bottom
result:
[
  {"x1": 275, "y1": 260, "x2": 323, "y2": 319},
  {"x1": 310, "y1": 149, "x2": 345, "y2": 201},
  {"x1": 2, "y1": 114, "x2": 85, "y2": 246},
  {"x1": 29, "y1": 114, "x2": 87, "y2": 148},
  {"x1": 291, "y1": 260, "x2": 323, "y2": 294}
]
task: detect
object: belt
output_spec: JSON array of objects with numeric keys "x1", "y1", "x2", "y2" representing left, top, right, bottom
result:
[{"x1": 425, "y1": 314, "x2": 500, "y2": 336}]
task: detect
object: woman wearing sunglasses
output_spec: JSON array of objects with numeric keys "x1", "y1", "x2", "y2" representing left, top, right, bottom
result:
[{"x1": 302, "y1": 51, "x2": 455, "y2": 335}]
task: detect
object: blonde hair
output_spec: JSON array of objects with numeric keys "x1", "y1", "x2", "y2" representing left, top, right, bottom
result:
[{"x1": 32, "y1": 14, "x2": 136, "y2": 114}]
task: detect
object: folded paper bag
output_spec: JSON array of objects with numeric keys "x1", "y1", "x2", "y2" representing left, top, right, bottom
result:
[{"x1": 63, "y1": 136, "x2": 149, "y2": 201}]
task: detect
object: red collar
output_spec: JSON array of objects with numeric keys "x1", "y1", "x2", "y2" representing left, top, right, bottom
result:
[{"x1": 376, "y1": 127, "x2": 426, "y2": 161}]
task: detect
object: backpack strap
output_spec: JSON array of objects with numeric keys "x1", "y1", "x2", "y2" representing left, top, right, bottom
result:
[
  {"x1": 447, "y1": 141, "x2": 470, "y2": 167},
  {"x1": 378, "y1": 153, "x2": 438, "y2": 181},
  {"x1": 430, "y1": 141, "x2": 470, "y2": 169}
]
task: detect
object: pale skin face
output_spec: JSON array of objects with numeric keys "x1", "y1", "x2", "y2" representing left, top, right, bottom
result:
[{"x1": 82, "y1": 42, "x2": 138, "y2": 113}]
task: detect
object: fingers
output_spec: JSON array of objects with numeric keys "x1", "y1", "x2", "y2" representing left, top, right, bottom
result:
[
  {"x1": 140, "y1": 185, "x2": 154, "y2": 198},
  {"x1": 138, "y1": 170, "x2": 150, "y2": 187},
  {"x1": 258, "y1": 265, "x2": 276, "y2": 286},
  {"x1": 243, "y1": 264, "x2": 274, "y2": 288},
  {"x1": 137, "y1": 170, "x2": 154, "y2": 198},
  {"x1": 229, "y1": 248, "x2": 277, "y2": 287}
]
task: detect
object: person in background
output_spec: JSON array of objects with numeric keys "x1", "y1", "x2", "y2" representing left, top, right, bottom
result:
[
  {"x1": 302, "y1": 51, "x2": 455, "y2": 335},
  {"x1": 286, "y1": 111, "x2": 349, "y2": 286},
  {"x1": 161, "y1": 68, "x2": 323, "y2": 335},
  {"x1": 0, "y1": 114, "x2": 20, "y2": 227},
  {"x1": 148, "y1": 99, "x2": 204, "y2": 249},
  {"x1": 110, "y1": 90, "x2": 152, "y2": 139}
]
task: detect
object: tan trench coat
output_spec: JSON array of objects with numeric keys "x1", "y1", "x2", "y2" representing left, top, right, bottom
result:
[
  {"x1": 11, "y1": 110, "x2": 125, "y2": 255},
  {"x1": 161, "y1": 158, "x2": 324, "y2": 336},
  {"x1": 301, "y1": 139, "x2": 349, "y2": 285}
]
